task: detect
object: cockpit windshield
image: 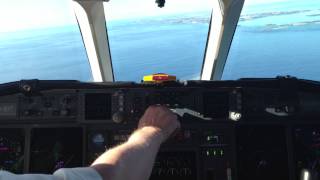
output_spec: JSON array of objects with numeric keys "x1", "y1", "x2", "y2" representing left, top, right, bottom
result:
[
  {"x1": 104, "y1": 0, "x2": 212, "y2": 81},
  {"x1": 222, "y1": 0, "x2": 320, "y2": 81},
  {"x1": 0, "y1": 0, "x2": 92, "y2": 83}
]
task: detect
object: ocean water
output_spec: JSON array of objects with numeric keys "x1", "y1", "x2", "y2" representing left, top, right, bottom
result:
[
  {"x1": 0, "y1": 26, "x2": 92, "y2": 83},
  {"x1": 222, "y1": 25, "x2": 320, "y2": 80},
  {"x1": 108, "y1": 14, "x2": 210, "y2": 81},
  {"x1": 0, "y1": 1, "x2": 319, "y2": 83}
]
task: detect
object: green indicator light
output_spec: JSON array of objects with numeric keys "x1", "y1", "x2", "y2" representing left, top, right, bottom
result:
[{"x1": 213, "y1": 150, "x2": 217, "y2": 156}]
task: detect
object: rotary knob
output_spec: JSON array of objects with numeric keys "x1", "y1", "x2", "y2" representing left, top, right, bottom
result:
[{"x1": 112, "y1": 111, "x2": 126, "y2": 123}]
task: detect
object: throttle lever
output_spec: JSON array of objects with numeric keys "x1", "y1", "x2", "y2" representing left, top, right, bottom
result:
[{"x1": 170, "y1": 108, "x2": 212, "y2": 121}]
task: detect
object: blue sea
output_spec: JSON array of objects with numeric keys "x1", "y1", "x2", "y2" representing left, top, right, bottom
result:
[{"x1": 0, "y1": 0, "x2": 319, "y2": 83}]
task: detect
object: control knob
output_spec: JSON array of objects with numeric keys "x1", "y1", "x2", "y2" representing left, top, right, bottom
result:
[{"x1": 112, "y1": 111, "x2": 126, "y2": 123}]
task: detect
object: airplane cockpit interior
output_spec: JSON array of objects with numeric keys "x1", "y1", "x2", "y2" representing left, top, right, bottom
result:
[{"x1": 0, "y1": 0, "x2": 320, "y2": 180}]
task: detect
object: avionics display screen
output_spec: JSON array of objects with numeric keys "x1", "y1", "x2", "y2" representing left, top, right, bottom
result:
[
  {"x1": 0, "y1": 128, "x2": 24, "y2": 173},
  {"x1": 85, "y1": 93, "x2": 112, "y2": 120},
  {"x1": 203, "y1": 92, "x2": 229, "y2": 118},
  {"x1": 30, "y1": 128, "x2": 83, "y2": 173}
]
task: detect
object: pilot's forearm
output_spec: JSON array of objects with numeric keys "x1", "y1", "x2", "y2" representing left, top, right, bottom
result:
[{"x1": 91, "y1": 126, "x2": 163, "y2": 180}]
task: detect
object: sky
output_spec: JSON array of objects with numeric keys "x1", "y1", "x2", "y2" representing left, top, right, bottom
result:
[
  {"x1": 0, "y1": 0, "x2": 289, "y2": 33},
  {"x1": 0, "y1": 0, "x2": 75, "y2": 32},
  {"x1": 104, "y1": 0, "x2": 213, "y2": 19}
]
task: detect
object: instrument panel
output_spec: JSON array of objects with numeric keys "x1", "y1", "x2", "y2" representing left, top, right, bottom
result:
[
  {"x1": 0, "y1": 79, "x2": 319, "y2": 180},
  {"x1": 0, "y1": 129, "x2": 24, "y2": 173}
]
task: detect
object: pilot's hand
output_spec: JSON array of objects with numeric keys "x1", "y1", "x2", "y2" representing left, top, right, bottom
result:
[{"x1": 138, "y1": 105, "x2": 180, "y2": 142}]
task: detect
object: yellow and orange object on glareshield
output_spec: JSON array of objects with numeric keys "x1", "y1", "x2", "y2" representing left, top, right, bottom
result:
[{"x1": 143, "y1": 73, "x2": 176, "y2": 83}]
